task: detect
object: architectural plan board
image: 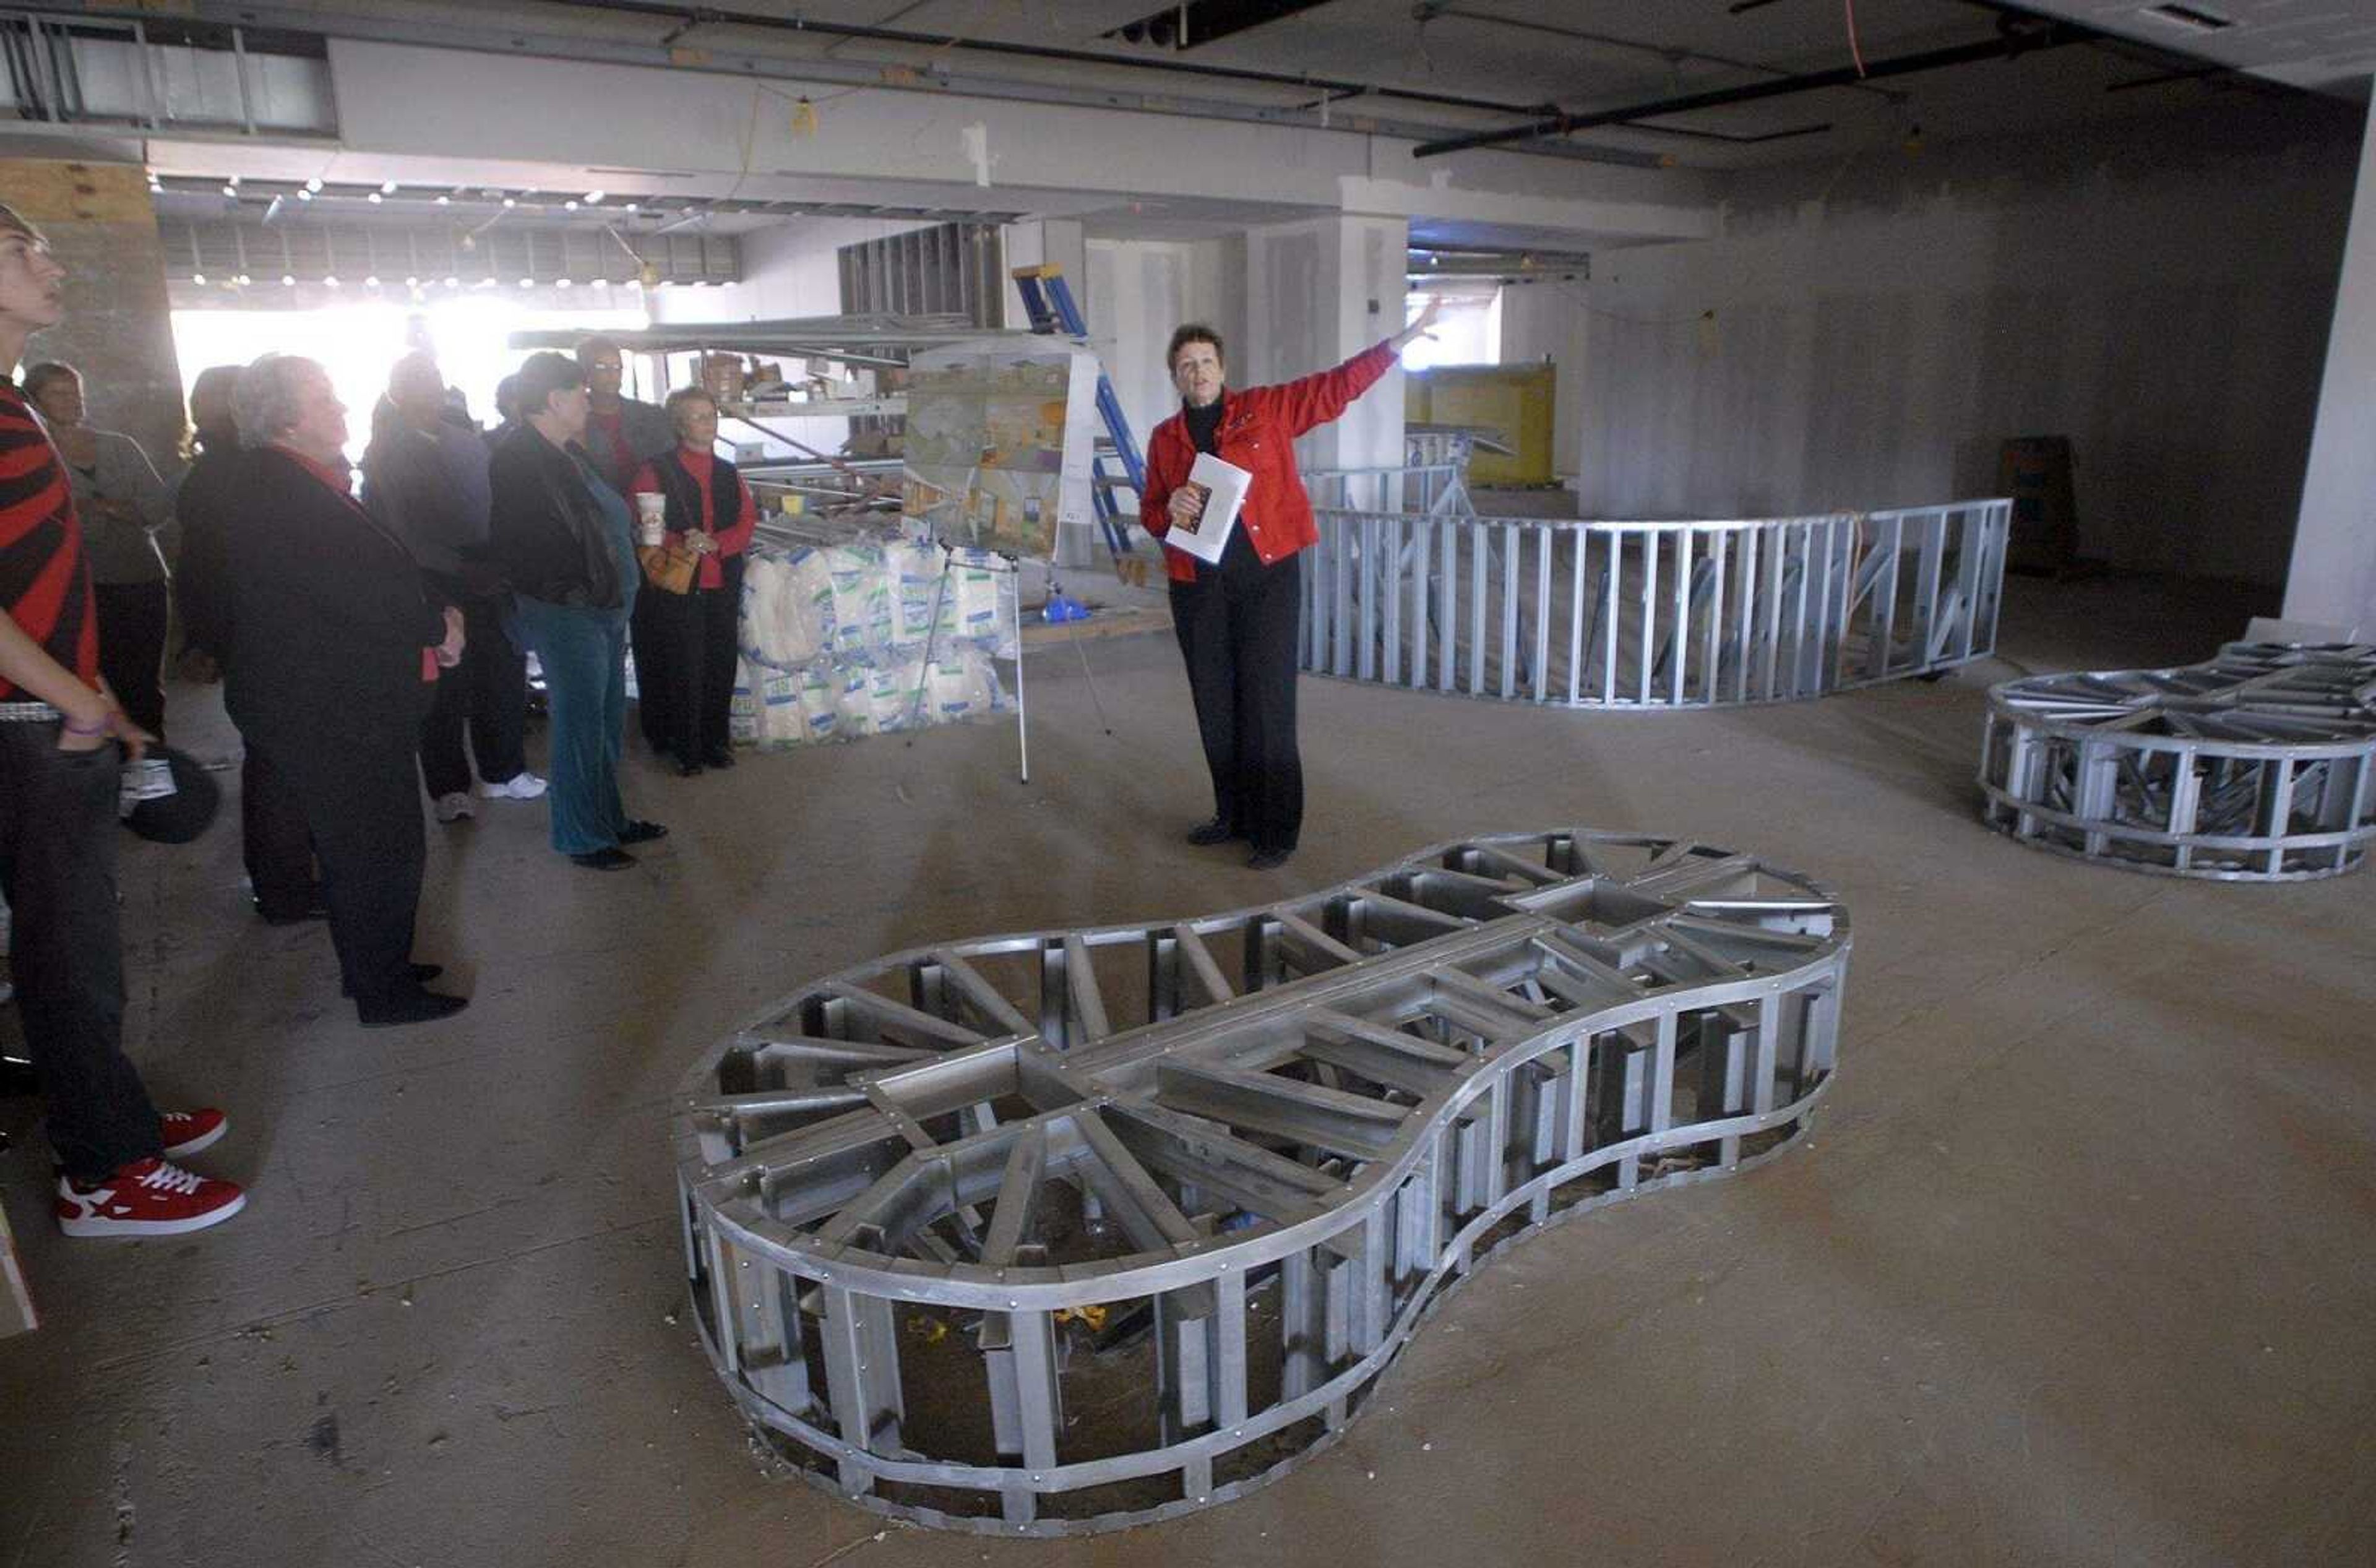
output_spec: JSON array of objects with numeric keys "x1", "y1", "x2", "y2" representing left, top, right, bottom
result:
[{"x1": 902, "y1": 337, "x2": 1103, "y2": 559}]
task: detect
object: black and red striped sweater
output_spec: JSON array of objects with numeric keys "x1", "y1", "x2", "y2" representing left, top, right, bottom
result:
[{"x1": 0, "y1": 374, "x2": 96, "y2": 700}]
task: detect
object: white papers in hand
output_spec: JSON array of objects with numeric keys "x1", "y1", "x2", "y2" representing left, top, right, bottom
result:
[{"x1": 1163, "y1": 452, "x2": 1252, "y2": 564}]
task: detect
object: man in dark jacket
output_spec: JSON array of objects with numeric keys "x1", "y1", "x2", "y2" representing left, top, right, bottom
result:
[
  {"x1": 362, "y1": 352, "x2": 538, "y2": 824},
  {"x1": 574, "y1": 335, "x2": 676, "y2": 752},
  {"x1": 174, "y1": 363, "x2": 323, "y2": 925},
  {"x1": 225, "y1": 353, "x2": 468, "y2": 1027}
]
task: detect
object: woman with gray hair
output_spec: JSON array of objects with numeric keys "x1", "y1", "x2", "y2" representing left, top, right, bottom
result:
[
  {"x1": 24, "y1": 360, "x2": 174, "y2": 740},
  {"x1": 222, "y1": 352, "x2": 470, "y2": 1026},
  {"x1": 174, "y1": 361, "x2": 324, "y2": 926}
]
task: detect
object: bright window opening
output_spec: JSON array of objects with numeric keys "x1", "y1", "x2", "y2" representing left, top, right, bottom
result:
[
  {"x1": 170, "y1": 293, "x2": 649, "y2": 458},
  {"x1": 1403, "y1": 284, "x2": 1502, "y2": 371}
]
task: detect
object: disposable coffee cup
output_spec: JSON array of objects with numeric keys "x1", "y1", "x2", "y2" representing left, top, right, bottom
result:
[{"x1": 634, "y1": 493, "x2": 666, "y2": 546}]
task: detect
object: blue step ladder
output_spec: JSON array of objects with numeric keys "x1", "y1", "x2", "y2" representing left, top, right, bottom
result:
[{"x1": 1011, "y1": 264, "x2": 1148, "y2": 582}]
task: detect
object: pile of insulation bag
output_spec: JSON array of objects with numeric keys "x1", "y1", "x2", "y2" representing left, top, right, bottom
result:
[{"x1": 731, "y1": 535, "x2": 1016, "y2": 747}]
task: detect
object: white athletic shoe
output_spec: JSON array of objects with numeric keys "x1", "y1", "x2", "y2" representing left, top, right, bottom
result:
[
  {"x1": 476, "y1": 772, "x2": 549, "y2": 801},
  {"x1": 434, "y1": 791, "x2": 476, "y2": 822}
]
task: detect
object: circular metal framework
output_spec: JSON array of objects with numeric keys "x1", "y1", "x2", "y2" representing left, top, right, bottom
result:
[
  {"x1": 1978, "y1": 642, "x2": 2376, "y2": 881},
  {"x1": 674, "y1": 830, "x2": 1850, "y2": 1534}
]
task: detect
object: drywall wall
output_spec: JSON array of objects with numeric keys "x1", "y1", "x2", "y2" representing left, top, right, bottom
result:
[
  {"x1": 1246, "y1": 215, "x2": 1410, "y2": 474},
  {"x1": 1084, "y1": 235, "x2": 1245, "y2": 452},
  {"x1": 1525, "y1": 95, "x2": 2364, "y2": 587},
  {"x1": 2285, "y1": 97, "x2": 2376, "y2": 634},
  {"x1": 1497, "y1": 277, "x2": 1589, "y2": 480},
  {"x1": 652, "y1": 216, "x2": 929, "y2": 326}
]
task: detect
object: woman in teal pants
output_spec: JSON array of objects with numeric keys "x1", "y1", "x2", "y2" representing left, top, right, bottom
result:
[{"x1": 486, "y1": 353, "x2": 667, "y2": 870}]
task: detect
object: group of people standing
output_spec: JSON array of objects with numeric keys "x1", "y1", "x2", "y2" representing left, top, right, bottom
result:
[
  {"x1": 169, "y1": 338, "x2": 767, "y2": 1013},
  {"x1": 0, "y1": 200, "x2": 764, "y2": 1238},
  {"x1": 1, "y1": 166, "x2": 1431, "y2": 1244}
]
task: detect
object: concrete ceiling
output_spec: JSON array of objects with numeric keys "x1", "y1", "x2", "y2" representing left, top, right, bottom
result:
[
  {"x1": 104, "y1": 0, "x2": 2362, "y2": 256},
  {"x1": 2012, "y1": 1, "x2": 2376, "y2": 93},
  {"x1": 112, "y1": 0, "x2": 2347, "y2": 178},
  {"x1": 616, "y1": 0, "x2": 2337, "y2": 167}
]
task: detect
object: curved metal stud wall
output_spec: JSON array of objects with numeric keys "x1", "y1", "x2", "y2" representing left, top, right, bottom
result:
[
  {"x1": 1301, "y1": 501, "x2": 2009, "y2": 709},
  {"x1": 1978, "y1": 643, "x2": 2376, "y2": 881},
  {"x1": 674, "y1": 831, "x2": 1850, "y2": 1535}
]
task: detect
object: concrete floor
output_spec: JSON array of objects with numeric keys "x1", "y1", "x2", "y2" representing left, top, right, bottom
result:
[{"x1": 3, "y1": 571, "x2": 2370, "y2": 1568}]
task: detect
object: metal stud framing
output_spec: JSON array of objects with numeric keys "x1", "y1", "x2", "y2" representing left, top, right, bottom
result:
[
  {"x1": 1300, "y1": 499, "x2": 2010, "y2": 708},
  {"x1": 673, "y1": 830, "x2": 1851, "y2": 1535},
  {"x1": 1979, "y1": 642, "x2": 2376, "y2": 881}
]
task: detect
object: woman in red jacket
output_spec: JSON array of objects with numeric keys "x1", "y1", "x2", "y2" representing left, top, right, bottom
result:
[
  {"x1": 629, "y1": 387, "x2": 759, "y2": 775},
  {"x1": 1141, "y1": 299, "x2": 1440, "y2": 869}
]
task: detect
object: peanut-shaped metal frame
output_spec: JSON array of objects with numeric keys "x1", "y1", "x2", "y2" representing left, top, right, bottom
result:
[{"x1": 674, "y1": 830, "x2": 1849, "y2": 1535}]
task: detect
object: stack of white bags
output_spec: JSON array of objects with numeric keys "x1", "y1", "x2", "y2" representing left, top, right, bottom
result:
[{"x1": 733, "y1": 536, "x2": 1016, "y2": 748}]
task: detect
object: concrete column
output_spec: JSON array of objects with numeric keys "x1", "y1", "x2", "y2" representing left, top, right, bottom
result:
[
  {"x1": 0, "y1": 149, "x2": 185, "y2": 467},
  {"x1": 1000, "y1": 219, "x2": 1085, "y2": 328},
  {"x1": 1244, "y1": 214, "x2": 1410, "y2": 473},
  {"x1": 2285, "y1": 99, "x2": 2376, "y2": 635}
]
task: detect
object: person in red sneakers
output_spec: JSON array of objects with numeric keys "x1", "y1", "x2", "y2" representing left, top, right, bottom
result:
[{"x1": 0, "y1": 202, "x2": 243, "y2": 1238}]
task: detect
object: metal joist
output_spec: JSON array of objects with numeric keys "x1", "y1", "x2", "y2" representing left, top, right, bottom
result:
[
  {"x1": 674, "y1": 829, "x2": 1852, "y2": 1534},
  {"x1": 1301, "y1": 499, "x2": 2010, "y2": 709},
  {"x1": 1979, "y1": 642, "x2": 2376, "y2": 881}
]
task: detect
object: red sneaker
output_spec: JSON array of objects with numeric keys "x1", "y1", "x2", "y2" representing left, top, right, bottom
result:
[
  {"x1": 160, "y1": 1108, "x2": 228, "y2": 1159},
  {"x1": 56, "y1": 1158, "x2": 246, "y2": 1238}
]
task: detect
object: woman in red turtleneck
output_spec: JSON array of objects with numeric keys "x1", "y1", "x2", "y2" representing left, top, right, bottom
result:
[{"x1": 627, "y1": 387, "x2": 758, "y2": 775}]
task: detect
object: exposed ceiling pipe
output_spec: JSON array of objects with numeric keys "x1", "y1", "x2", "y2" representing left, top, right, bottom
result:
[{"x1": 1413, "y1": 20, "x2": 2090, "y2": 158}]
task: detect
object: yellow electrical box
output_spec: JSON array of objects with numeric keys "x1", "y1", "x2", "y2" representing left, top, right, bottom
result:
[{"x1": 1406, "y1": 364, "x2": 1556, "y2": 487}]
